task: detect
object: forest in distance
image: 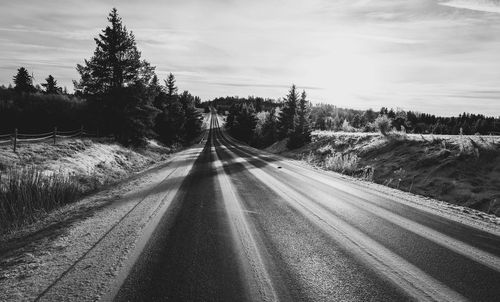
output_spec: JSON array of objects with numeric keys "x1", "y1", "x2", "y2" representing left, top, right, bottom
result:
[
  {"x1": 211, "y1": 96, "x2": 500, "y2": 143},
  {"x1": 0, "y1": 7, "x2": 499, "y2": 151}
]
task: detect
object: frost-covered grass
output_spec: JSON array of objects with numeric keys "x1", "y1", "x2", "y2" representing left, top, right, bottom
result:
[
  {"x1": 276, "y1": 131, "x2": 500, "y2": 216},
  {"x1": 312, "y1": 130, "x2": 500, "y2": 145},
  {"x1": 304, "y1": 149, "x2": 360, "y2": 175},
  {"x1": 0, "y1": 138, "x2": 174, "y2": 233},
  {"x1": 0, "y1": 166, "x2": 82, "y2": 231},
  {"x1": 323, "y1": 153, "x2": 360, "y2": 174}
]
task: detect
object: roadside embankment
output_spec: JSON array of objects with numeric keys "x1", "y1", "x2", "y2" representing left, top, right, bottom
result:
[
  {"x1": 0, "y1": 138, "x2": 172, "y2": 234},
  {"x1": 267, "y1": 132, "x2": 500, "y2": 216}
]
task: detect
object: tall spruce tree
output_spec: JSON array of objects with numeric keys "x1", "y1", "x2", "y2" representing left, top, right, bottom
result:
[
  {"x1": 41, "y1": 75, "x2": 61, "y2": 94},
  {"x1": 154, "y1": 73, "x2": 185, "y2": 144},
  {"x1": 165, "y1": 73, "x2": 178, "y2": 96},
  {"x1": 231, "y1": 103, "x2": 258, "y2": 143},
  {"x1": 13, "y1": 67, "x2": 35, "y2": 93},
  {"x1": 149, "y1": 75, "x2": 161, "y2": 93},
  {"x1": 74, "y1": 8, "x2": 154, "y2": 95},
  {"x1": 260, "y1": 108, "x2": 278, "y2": 147},
  {"x1": 288, "y1": 90, "x2": 311, "y2": 148},
  {"x1": 74, "y1": 8, "x2": 158, "y2": 145},
  {"x1": 179, "y1": 91, "x2": 202, "y2": 142},
  {"x1": 278, "y1": 84, "x2": 299, "y2": 139}
]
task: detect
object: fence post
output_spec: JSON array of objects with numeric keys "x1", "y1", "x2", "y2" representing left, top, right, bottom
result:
[
  {"x1": 53, "y1": 127, "x2": 57, "y2": 145},
  {"x1": 13, "y1": 128, "x2": 17, "y2": 153}
]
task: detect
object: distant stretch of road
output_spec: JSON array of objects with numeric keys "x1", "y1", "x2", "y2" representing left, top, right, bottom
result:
[{"x1": 113, "y1": 111, "x2": 500, "y2": 302}]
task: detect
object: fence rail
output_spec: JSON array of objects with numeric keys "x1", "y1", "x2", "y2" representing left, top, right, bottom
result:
[{"x1": 0, "y1": 126, "x2": 97, "y2": 152}]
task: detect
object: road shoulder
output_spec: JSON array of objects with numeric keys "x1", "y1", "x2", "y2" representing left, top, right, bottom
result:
[{"x1": 0, "y1": 146, "x2": 202, "y2": 301}]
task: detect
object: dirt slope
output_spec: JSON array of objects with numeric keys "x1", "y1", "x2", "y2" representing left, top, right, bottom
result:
[{"x1": 271, "y1": 132, "x2": 500, "y2": 216}]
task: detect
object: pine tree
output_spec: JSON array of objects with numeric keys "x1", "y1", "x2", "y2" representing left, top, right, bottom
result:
[
  {"x1": 288, "y1": 90, "x2": 311, "y2": 148},
  {"x1": 74, "y1": 8, "x2": 155, "y2": 95},
  {"x1": 149, "y1": 74, "x2": 161, "y2": 92},
  {"x1": 109, "y1": 84, "x2": 160, "y2": 146},
  {"x1": 42, "y1": 75, "x2": 61, "y2": 94},
  {"x1": 278, "y1": 84, "x2": 299, "y2": 139},
  {"x1": 226, "y1": 104, "x2": 237, "y2": 130},
  {"x1": 154, "y1": 73, "x2": 185, "y2": 144},
  {"x1": 260, "y1": 108, "x2": 278, "y2": 147},
  {"x1": 149, "y1": 74, "x2": 164, "y2": 107},
  {"x1": 74, "y1": 8, "x2": 158, "y2": 145},
  {"x1": 363, "y1": 108, "x2": 376, "y2": 123},
  {"x1": 298, "y1": 90, "x2": 311, "y2": 140},
  {"x1": 352, "y1": 114, "x2": 361, "y2": 128},
  {"x1": 231, "y1": 103, "x2": 258, "y2": 143},
  {"x1": 165, "y1": 73, "x2": 178, "y2": 96},
  {"x1": 13, "y1": 67, "x2": 35, "y2": 93},
  {"x1": 179, "y1": 90, "x2": 202, "y2": 142}
]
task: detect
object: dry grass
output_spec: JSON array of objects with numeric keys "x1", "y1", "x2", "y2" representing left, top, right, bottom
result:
[
  {"x1": 303, "y1": 148, "x2": 360, "y2": 175},
  {"x1": 0, "y1": 166, "x2": 82, "y2": 231},
  {"x1": 324, "y1": 153, "x2": 360, "y2": 174},
  {"x1": 0, "y1": 138, "x2": 173, "y2": 234}
]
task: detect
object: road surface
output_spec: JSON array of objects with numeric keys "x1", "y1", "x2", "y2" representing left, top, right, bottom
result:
[{"x1": 113, "y1": 112, "x2": 500, "y2": 302}]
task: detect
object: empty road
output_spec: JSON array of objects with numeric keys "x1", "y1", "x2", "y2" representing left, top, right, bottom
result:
[{"x1": 113, "y1": 112, "x2": 500, "y2": 302}]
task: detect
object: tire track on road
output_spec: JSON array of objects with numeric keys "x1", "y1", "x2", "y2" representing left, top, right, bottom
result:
[{"x1": 210, "y1": 113, "x2": 279, "y2": 302}]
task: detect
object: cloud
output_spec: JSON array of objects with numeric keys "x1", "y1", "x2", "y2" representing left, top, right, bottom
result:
[
  {"x1": 1, "y1": 0, "x2": 500, "y2": 115},
  {"x1": 439, "y1": 0, "x2": 500, "y2": 13}
]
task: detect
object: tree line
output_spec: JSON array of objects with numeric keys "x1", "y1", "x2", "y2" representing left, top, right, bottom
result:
[
  {"x1": 310, "y1": 104, "x2": 500, "y2": 135},
  {"x1": 207, "y1": 94, "x2": 500, "y2": 152},
  {"x1": 0, "y1": 8, "x2": 202, "y2": 146},
  {"x1": 2, "y1": 8, "x2": 498, "y2": 150},
  {"x1": 208, "y1": 85, "x2": 312, "y2": 149}
]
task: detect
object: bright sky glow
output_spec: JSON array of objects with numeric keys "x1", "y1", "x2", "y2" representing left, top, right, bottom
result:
[{"x1": 1, "y1": 0, "x2": 500, "y2": 116}]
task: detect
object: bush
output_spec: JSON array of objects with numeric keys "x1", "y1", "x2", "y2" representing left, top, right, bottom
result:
[
  {"x1": 374, "y1": 115, "x2": 392, "y2": 136},
  {"x1": 323, "y1": 152, "x2": 360, "y2": 174},
  {"x1": 0, "y1": 166, "x2": 82, "y2": 231}
]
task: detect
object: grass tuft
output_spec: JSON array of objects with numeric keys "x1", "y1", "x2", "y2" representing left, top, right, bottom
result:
[
  {"x1": 0, "y1": 166, "x2": 82, "y2": 232},
  {"x1": 324, "y1": 152, "x2": 360, "y2": 174}
]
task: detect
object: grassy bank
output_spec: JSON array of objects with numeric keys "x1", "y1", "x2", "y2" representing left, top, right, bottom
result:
[
  {"x1": 0, "y1": 139, "x2": 171, "y2": 233},
  {"x1": 269, "y1": 132, "x2": 500, "y2": 216}
]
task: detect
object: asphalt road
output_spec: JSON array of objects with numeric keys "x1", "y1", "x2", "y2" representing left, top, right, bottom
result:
[{"x1": 113, "y1": 112, "x2": 500, "y2": 302}]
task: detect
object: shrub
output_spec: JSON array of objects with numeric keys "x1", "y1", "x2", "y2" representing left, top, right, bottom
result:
[
  {"x1": 360, "y1": 165, "x2": 374, "y2": 181},
  {"x1": 317, "y1": 144, "x2": 334, "y2": 155},
  {"x1": 323, "y1": 152, "x2": 360, "y2": 174},
  {"x1": 303, "y1": 151, "x2": 318, "y2": 165},
  {"x1": 0, "y1": 166, "x2": 82, "y2": 231},
  {"x1": 374, "y1": 115, "x2": 392, "y2": 136}
]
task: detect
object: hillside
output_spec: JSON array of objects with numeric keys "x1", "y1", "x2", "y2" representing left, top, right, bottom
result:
[
  {"x1": 0, "y1": 138, "x2": 172, "y2": 233},
  {"x1": 1, "y1": 139, "x2": 170, "y2": 186},
  {"x1": 268, "y1": 132, "x2": 500, "y2": 216}
]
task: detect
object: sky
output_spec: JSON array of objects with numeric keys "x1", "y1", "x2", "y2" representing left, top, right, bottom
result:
[{"x1": 1, "y1": 0, "x2": 500, "y2": 116}]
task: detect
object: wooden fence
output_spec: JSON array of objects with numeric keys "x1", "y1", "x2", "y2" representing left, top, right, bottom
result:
[{"x1": 0, "y1": 126, "x2": 97, "y2": 152}]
